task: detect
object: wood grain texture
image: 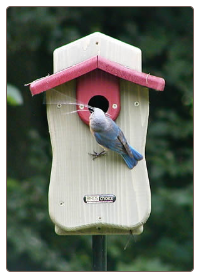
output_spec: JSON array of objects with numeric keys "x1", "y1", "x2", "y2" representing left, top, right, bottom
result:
[
  {"x1": 47, "y1": 81, "x2": 150, "y2": 235},
  {"x1": 47, "y1": 32, "x2": 151, "y2": 235},
  {"x1": 53, "y1": 32, "x2": 142, "y2": 72},
  {"x1": 30, "y1": 56, "x2": 97, "y2": 96},
  {"x1": 30, "y1": 55, "x2": 165, "y2": 96},
  {"x1": 98, "y1": 56, "x2": 165, "y2": 91}
]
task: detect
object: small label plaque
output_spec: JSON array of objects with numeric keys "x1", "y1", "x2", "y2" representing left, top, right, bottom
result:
[{"x1": 83, "y1": 194, "x2": 116, "y2": 204}]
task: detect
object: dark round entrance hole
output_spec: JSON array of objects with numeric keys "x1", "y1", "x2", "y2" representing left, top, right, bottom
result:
[{"x1": 88, "y1": 95, "x2": 109, "y2": 113}]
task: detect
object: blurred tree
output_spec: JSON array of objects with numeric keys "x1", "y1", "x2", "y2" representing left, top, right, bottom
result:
[{"x1": 7, "y1": 7, "x2": 193, "y2": 271}]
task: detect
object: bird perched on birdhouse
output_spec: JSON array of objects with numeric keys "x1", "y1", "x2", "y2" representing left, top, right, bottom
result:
[{"x1": 89, "y1": 107, "x2": 143, "y2": 169}]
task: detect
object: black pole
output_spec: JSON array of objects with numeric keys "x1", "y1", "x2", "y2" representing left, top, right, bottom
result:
[{"x1": 92, "y1": 235, "x2": 107, "y2": 271}]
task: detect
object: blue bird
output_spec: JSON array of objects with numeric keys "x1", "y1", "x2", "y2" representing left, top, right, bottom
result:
[{"x1": 89, "y1": 108, "x2": 143, "y2": 169}]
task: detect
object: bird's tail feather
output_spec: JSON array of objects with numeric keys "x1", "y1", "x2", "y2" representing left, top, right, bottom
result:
[{"x1": 121, "y1": 147, "x2": 143, "y2": 169}]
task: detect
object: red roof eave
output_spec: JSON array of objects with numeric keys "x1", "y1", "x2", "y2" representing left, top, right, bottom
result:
[{"x1": 29, "y1": 56, "x2": 165, "y2": 96}]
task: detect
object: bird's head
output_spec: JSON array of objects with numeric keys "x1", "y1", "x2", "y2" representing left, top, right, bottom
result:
[{"x1": 89, "y1": 108, "x2": 107, "y2": 131}]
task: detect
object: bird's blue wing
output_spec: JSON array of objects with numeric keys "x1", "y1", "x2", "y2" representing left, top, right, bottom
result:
[
  {"x1": 92, "y1": 117, "x2": 143, "y2": 169},
  {"x1": 93, "y1": 119, "x2": 128, "y2": 155},
  {"x1": 93, "y1": 131, "x2": 115, "y2": 149}
]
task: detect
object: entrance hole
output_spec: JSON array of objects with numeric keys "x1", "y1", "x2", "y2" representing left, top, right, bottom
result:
[{"x1": 88, "y1": 95, "x2": 109, "y2": 113}]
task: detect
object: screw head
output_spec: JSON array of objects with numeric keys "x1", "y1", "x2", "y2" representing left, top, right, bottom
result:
[
  {"x1": 112, "y1": 104, "x2": 118, "y2": 109},
  {"x1": 79, "y1": 104, "x2": 85, "y2": 110}
]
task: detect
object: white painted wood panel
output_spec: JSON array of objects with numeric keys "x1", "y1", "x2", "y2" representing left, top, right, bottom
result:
[
  {"x1": 47, "y1": 81, "x2": 150, "y2": 235},
  {"x1": 47, "y1": 33, "x2": 150, "y2": 235},
  {"x1": 53, "y1": 32, "x2": 141, "y2": 72}
]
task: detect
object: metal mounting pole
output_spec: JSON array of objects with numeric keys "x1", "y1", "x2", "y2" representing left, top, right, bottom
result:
[{"x1": 92, "y1": 235, "x2": 107, "y2": 271}]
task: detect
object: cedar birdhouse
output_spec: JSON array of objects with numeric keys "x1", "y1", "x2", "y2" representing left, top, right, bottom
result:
[{"x1": 29, "y1": 32, "x2": 165, "y2": 235}]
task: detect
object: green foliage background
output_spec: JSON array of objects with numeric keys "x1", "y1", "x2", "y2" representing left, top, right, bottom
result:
[{"x1": 7, "y1": 7, "x2": 193, "y2": 271}]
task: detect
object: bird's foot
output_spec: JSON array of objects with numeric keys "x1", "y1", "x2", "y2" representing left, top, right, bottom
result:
[{"x1": 88, "y1": 150, "x2": 107, "y2": 160}]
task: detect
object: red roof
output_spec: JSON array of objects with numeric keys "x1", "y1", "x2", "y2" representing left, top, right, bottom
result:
[{"x1": 29, "y1": 56, "x2": 165, "y2": 96}]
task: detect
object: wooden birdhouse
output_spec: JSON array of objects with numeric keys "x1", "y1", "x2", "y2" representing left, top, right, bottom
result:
[{"x1": 29, "y1": 32, "x2": 165, "y2": 235}]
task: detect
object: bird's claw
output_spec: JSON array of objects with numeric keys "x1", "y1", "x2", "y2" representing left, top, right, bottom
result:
[{"x1": 88, "y1": 150, "x2": 107, "y2": 160}]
